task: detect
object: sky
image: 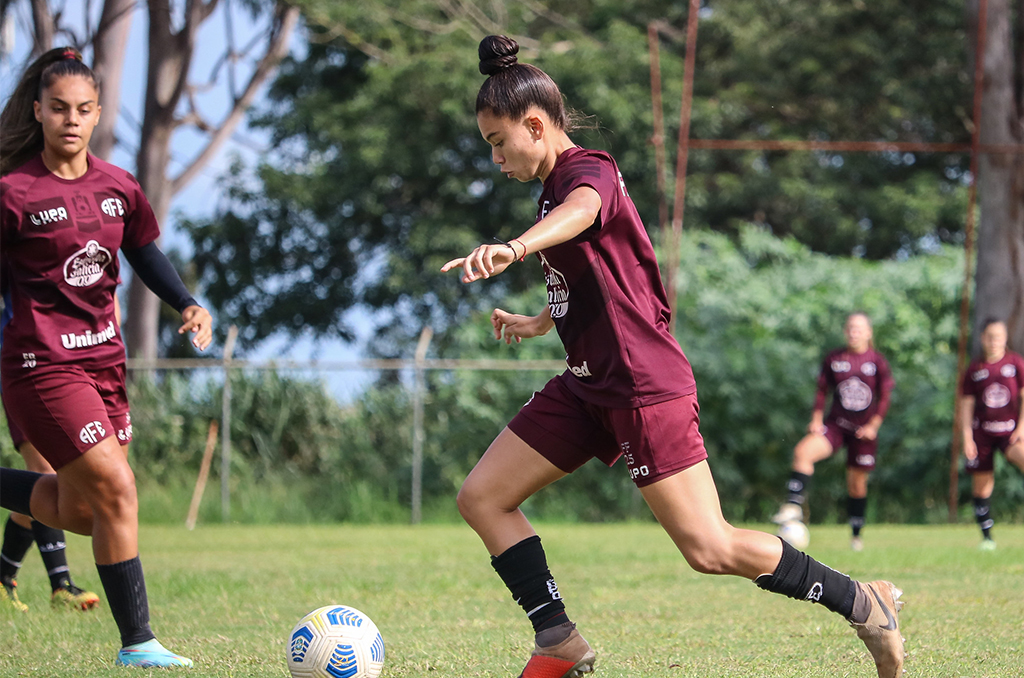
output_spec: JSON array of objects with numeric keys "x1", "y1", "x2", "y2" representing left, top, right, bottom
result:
[{"x1": 0, "y1": 1, "x2": 377, "y2": 401}]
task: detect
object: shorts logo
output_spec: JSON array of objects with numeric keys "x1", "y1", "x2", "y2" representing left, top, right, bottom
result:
[
  {"x1": 861, "y1": 362, "x2": 877, "y2": 376},
  {"x1": 118, "y1": 412, "x2": 133, "y2": 442},
  {"x1": 539, "y1": 253, "x2": 569, "y2": 319},
  {"x1": 806, "y1": 582, "x2": 823, "y2": 602},
  {"x1": 831, "y1": 360, "x2": 851, "y2": 373},
  {"x1": 100, "y1": 197, "x2": 125, "y2": 217},
  {"x1": 855, "y1": 454, "x2": 875, "y2": 467},
  {"x1": 1001, "y1": 364, "x2": 1017, "y2": 378},
  {"x1": 63, "y1": 240, "x2": 112, "y2": 287},
  {"x1": 982, "y1": 383, "x2": 1011, "y2": 409},
  {"x1": 837, "y1": 377, "x2": 872, "y2": 412},
  {"x1": 79, "y1": 421, "x2": 107, "y2": 445}
]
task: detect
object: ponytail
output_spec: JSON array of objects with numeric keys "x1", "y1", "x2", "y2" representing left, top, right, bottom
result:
[{"x1": 0, "y1": 47, "x2": 100, "y2": 176}]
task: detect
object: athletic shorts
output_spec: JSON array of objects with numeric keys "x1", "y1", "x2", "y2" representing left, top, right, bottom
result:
[
  {"x1": 821, "y1": 419, "x2": 877, "y2": 471},
  {"x1": 1, "y1": 364, "x2": 132, "y2": 470},
  {"x1": 507, "y1": 374, "x2": 708, "y2": 488},
  {"x1": 966, "y1": 429, "x2": 1014, "y2": 474},
  {"x1": 2, "y1": 393, "x2": 27, "y2": 449}
]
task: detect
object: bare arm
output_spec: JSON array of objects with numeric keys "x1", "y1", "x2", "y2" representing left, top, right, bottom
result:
[
  {"x1": 441, "y1": 186, "x2": 602, "y2": 283},
  {"x1": 492, "y1": 306, "x2": 554, "y2": 344},
  {"x1": 961, "y1": 395, "x2": 977, "y2": 459}
]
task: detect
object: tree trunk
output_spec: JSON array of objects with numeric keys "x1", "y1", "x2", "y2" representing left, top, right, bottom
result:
[
  {"x1": 90, "y1": 0, "x2": 134, "y2": 160},
  {"x1": 971, "y1": 0, "x2": 1024, "y2": 351}
]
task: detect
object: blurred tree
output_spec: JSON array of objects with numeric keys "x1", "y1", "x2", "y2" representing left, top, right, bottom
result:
[{"x1": 185, "y1": 0, "x2": 974, "y2": 354}]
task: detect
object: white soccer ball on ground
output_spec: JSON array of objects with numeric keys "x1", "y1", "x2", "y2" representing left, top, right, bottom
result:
[
  {"x1": 287, "y1": 605, "x2": 385, "y2": 678},
  {"x1": 776, "y1": 519, "x2": 810, "y2": 550}
]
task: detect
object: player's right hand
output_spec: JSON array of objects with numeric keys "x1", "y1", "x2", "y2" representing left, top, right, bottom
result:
[{"x1": 963, "y1": 438, "x2": 978, "y2": 460}]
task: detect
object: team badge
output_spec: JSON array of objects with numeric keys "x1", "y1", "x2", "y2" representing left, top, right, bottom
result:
[
  {"x1": 862, "y1": 362, "x2": 877, "y2": 376},
  {"x1": 982, "y1": 383, "x2": 1012, "y2": 409},
  {"x1": 539, "y1": 253, "x2": 569, "y2": 319},
  {"x1": 1001, "y1": 364, "x2": 1017, "y2": 378},
  {"x1": 63, "y1": 239, "x2": 113, "y2": 287},
  {"x1": 837, "y1": 377, "x2": 873, "y2": 412}
]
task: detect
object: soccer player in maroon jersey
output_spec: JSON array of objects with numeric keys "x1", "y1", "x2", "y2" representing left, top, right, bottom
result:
[
  {"x1": 441, "y1": 36, "x2": 905, "y2": 678},
  {"x1": 0, "y1": 47, "x2": 211, "y2": 667},
  {"x1": 960, "y1": 318, "x2": 1024, "y2": 550},
  {"x1": 771, "y1": 313, "x2": 895, "y2": 551}
]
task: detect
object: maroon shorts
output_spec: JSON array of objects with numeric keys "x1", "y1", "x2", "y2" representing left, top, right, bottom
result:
[
  {"x1": 508, "y1": 374, "x2": 708, "y2": 488},
  {"x1": 2, "y1": 393, "x2": 27, "y2": 449},
  {"x1": 1, "y1": 364, "x2": 132, "y2": 470},
  {"x1": 821, "y1": 419, "x2": 877, "y2": 470},
  {"x1": 966, "y1": 429, "x2": 1014, "y2": 474}
]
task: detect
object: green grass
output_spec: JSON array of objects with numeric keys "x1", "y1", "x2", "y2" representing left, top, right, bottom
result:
[{"x1": 1, "y1": 522, "x2": 1021, "y2": 677}]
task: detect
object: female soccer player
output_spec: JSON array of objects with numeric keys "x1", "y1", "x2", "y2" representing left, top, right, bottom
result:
[
  {"x1": 771, "y1": 313, "x2": 895, "y2": 551},
  {"x1": 442, "y1": 36, "x2": 905, "y2": 678},
  {"x1": 0, "y1": 47, "x2": 211, "y2": 667},
  {"x1": 960, "y1": 318, "x2": 1024, "y2": 550}
]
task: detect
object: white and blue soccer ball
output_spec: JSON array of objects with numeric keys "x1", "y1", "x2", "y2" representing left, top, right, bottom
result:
[
  {"x1": 287, "y1": 605, "x2": 385, "y2": 678},
  {"x1": 776, "y1": 520, "x2": 810, "y2": 550}
]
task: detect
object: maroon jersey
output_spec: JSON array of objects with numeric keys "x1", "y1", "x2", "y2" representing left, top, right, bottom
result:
[
  {"x1": 961, "y1": 352, "x2": 1024, "y2": 434},
  {"x1": 534, "y1": 147, "x2": 695, "y2": 408},
  {"x1": 814, "y1": 348, "x2": 894, "y2": 430},
  {"x1": 0, "y1": 154, "x2": 159, "y2": 372}
]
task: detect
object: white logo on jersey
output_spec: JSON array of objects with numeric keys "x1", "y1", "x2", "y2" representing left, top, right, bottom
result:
[
  {"x1": 982, "y1": 383, "x2": 1012, "y2": 409},
  {"x1": 101, "y1": 198, "x2": 125, "y2": 217},
  {"x1": 79, "y1": 420, "x2": 107, "y2": 445},
  {"x1": 972, "y1": 368, "x2": 990, "y2": 381},
  {"x1": 982, "y1": 420, "x2": 1015, "y2": 434},
  {"x1": 539, "y1": 252, "x2": 569, "y2": 319},
  {"x1": 831, "y1": 360, "x2": 851, "y2": 373},
  {"x1": 63, "y1": 240, "x2": 112, "y2": 287},
  {"x1": 568, "y1": 360, "x2": 592, "y2": 378},
  {"x1": 539, "y1": 199, "x2": 552, "y2": 220},
  {"x1": 837, "y1": 377, "x2": 873, "y2": 412},
  {"x1": 862, "y1": 362, "x2": 877, "y2": 376},
  {"x1": 61, "y1": 321, "x2": 117, "y2": 350},
  {"x1": 617, "y1": 170, "x2": 628, "y2": 196},
  {"x1": 28, "y1": 207, "x2": 69, "y2": 226},
  {"x1": 1001, "y1": 364, "x2": 1017, "y2": 378}
]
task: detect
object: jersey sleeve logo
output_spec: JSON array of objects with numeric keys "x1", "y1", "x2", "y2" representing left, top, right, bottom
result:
[
  {"x1": 63, "y1": 239, "x2": 113, "y2": 287},
  {"x1": 982, "y1": 383, "x2": 1012, "y2": 409},
  {"x1": 837, "y1": 376, "x2": 873, "y2": 412},
  {"x1": 539, "y1": 252, "x2": 569, "y2": 319}
]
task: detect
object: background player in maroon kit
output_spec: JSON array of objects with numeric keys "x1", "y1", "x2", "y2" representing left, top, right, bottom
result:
[
  {"x1": 442, "y1": 36, "x2": 905, "y2": 678},
  {"x1": 960, "y1": 318, "x2": 1024, "y2": 550},
  {"x1": 772, "y1": 313, "x2": 894, "y2": 551},
  {"x1": 0, "y1": 48, "x2": 211, "y2": 667}
]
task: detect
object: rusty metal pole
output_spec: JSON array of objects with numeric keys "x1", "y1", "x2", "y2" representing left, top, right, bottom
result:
[
  {"x1": 949, "y1": 0, "x2": 989, "y2": 523},
  {"x1": 648, "y1": 22, "x2": 670, "y2": 241},
  {"x1": 666, "y1": 0, "x2": 702, "y2": 335}
]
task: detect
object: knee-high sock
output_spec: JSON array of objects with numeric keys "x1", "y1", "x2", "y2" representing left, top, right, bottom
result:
[
  {"x1": 754, "y1": 538, "x2": 861, "y2": 620},
  {"x1": 96, "y1": 557, "x2": 155, "y2": 647},
  {"x1": 0, "y1": 517, "x2": 34, "y2": 584},
  {"x1": 491, "y1": 536, "x2": 569, "y2": 633}
]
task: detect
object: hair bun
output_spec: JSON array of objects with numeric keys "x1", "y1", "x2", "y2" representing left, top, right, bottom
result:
[{"x1": 478, "y1": 35, "x2": 519, "y2": 76}]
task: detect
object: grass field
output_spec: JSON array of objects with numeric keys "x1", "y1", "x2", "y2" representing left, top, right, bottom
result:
[{"x1": 1, "y1": 521, "x2": 1022, "y2": 677}]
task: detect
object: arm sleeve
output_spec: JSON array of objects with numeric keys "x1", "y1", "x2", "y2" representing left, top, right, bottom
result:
[
  {"x1": 122, "y1": 242, "x2": 197, "y2": 314},
  {"x1": 875, "y1": 356, "x2": 894, "y2": 419},
  {"x1": 813, "y1": 357, "x2": 830, "y2": 412}
]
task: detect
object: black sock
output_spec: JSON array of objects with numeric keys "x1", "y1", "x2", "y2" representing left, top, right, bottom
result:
[
  {"x1": 973, "y1": 496, "x2": 993, "y2": 540},
  {"x1": 786, "y1": 471, "x2": 811, "y2": 505},
  {"x1": 31, "y1": 521, "x2": 72, "y2": 591},
  {"x1": 491, "y1": 536, "x2": 569, "y2": 633},
  {"x1": 0, "y1": 517, "x2": 35, "y2": 584},
  {"x1": 96, "y1": 556, "x2": 154, "y2": 647},
  {"x1": 847, "y1": 496, "x2": 867, "y2": 537},
  {"x1": 0, "y1": 468, "x2": 42, "y2": 516},
  {"x1": 754, "y1": 538, "x2": 857, "y2": 619}
]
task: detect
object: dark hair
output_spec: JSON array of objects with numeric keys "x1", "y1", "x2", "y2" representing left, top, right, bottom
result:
[
  {"x1": 0, "y1": 47, "x2": 100, "y2": 176},
  {"x1": 981, "y1": 317, "x2": 1006, "y2": 331},
  {"x1": 476, "y1": 35, "x2": 591, "y2": 131}
]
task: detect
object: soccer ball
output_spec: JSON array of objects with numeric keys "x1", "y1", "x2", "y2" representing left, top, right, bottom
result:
[
  {"x1": 777, "y1": 520, "x2": 810, "y2": 550},
  {"x1": 287, "y1": 605, "x2": 385, "y2": 678}
]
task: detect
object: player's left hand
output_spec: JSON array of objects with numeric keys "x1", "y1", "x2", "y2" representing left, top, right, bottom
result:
[
  {"x1": 179, "y1": 305, "x2": 213, "y2": 351},
  {"x1": 855, "y1": 424, "x2": 879, "y2": 441},
  {"x1": 1011, "y1": 428, "x2": 1024, "y2": 445},
  {"x1": 441, "y1": 243, "x2": 517, "y2": 283}
]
